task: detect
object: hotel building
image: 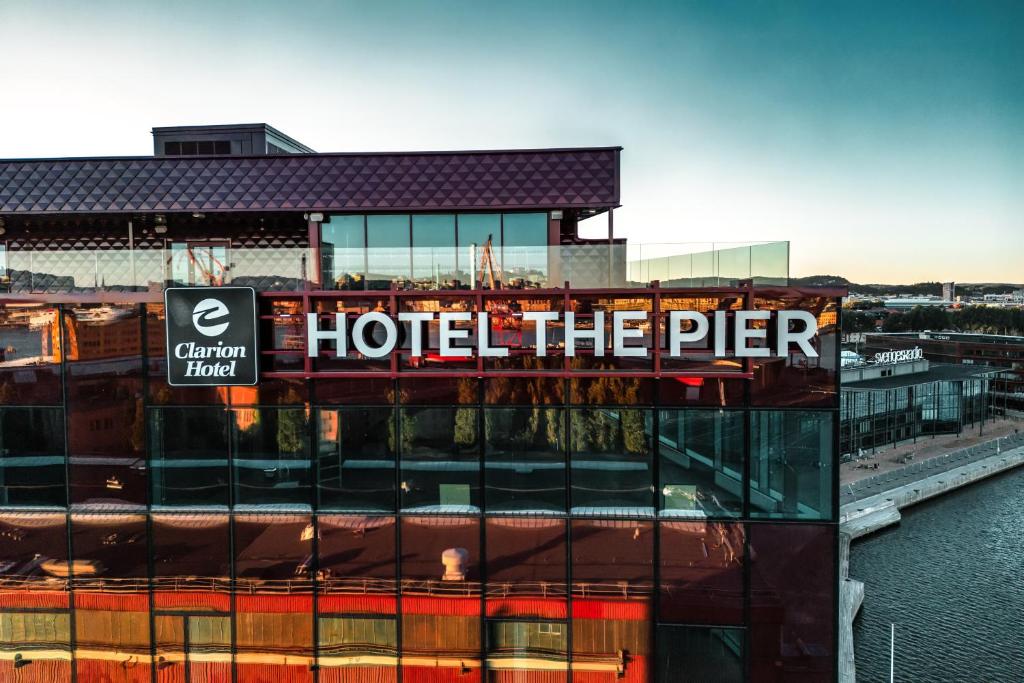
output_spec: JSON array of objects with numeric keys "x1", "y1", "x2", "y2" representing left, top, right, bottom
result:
[{"x1": 0, "y1": 124, "x2": 842, "y2": 683}]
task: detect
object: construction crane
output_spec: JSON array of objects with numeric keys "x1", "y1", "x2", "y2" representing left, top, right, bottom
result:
[{"x1": 474, "y1": 235, "x2": 503, "y2": 290}]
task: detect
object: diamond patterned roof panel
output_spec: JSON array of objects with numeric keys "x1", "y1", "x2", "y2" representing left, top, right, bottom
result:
[{"x1": 0, "y1": 148, "x2": 620, "y2": 214}]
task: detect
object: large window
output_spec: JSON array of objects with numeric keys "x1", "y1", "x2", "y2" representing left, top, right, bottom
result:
[
  {"x1": 400, "y1": 516, "x2": 481, "y2": 682},
  {"x1": 149, "y1": 407, "x2": 229, "y2": 507},
  {"x1": 659, "y1": 521, "x2": 745, "y2": 625},
  {"x1": 749, "y1": 411, "x2": 833, "y2": 520},
  {"x1": 412, "y1": 214, "x2": 457, "y2": 288},
  {"x1": 231, "y1": 407, "x2": 311, "y2": 508},
  {"x1": 501, "y1": 212, "x2": 548, "y2": 287},
  {"x1": 659, "y1": 409, "x2": 744, "y2": 518},
  {"x1": 485, "y1": 518, "x2": 567, "y2": 619},
  {"x1": 366, "y1": 215, "x2": 411, "y2": 290},
  {"x1": 317, "y1": 408, "x2": 395, "y2": 511},
  {"x1": 234, "y1": 514, "x2": 313, "y2": 683},
  {"x1": 321, "y1": 214, "x2": 366, "y2": 290},
  {"x1": 570, "y1": 408, "x2": 653, "y2": 514},
  {"x1": 65, "y1": 304, "x2": 145, "y2": 508},
  {"x1": 0, "y1": 407, "x2": 65, "y2": 507},
  {"x1": 484, "y1": 407, "x2": 565, "y2": 512},
  {"x1": 656, "y1": 625, "x2": 745, "y2": 683},
  {"x1": 400, "y1": 407, "x2": 480, "y2": 512}
]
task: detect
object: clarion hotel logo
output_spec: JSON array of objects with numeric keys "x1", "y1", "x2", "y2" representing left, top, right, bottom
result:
[
  {"x1": 165, "y1": 287, "x2": 259, "y2": 387},
  {"x1": 306, "y1": 309, "x2": 820, "y2": 359}
]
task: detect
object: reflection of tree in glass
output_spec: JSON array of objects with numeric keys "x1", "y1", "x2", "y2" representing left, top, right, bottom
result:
[
  {"x1": 276, "y1": 388, "x2": 306, "y2": 455},
  {"x1": 454, "y1": 378, "x2": 477, "y2": 448}
]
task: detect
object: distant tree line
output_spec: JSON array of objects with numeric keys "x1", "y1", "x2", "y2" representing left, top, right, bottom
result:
[
  {"x1": 792, "y1": 275, "x2": 1021, "y2": 298},
  {"x1": 842, "y1": 305, "x2": 1024, "y2": 336}
]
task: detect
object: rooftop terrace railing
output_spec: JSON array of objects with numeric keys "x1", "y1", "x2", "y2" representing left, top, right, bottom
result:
[{"x1": 0, "y1": 241, "x2": 789, "y2": 295}]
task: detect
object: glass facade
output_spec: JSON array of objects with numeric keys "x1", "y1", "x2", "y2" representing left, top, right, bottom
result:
[
  {"x1": 840, "y1": 377, "x2": 993, "y2": 458},
  {"x1": 0, "y1": 220, "x2": 840, "y2": 682}
]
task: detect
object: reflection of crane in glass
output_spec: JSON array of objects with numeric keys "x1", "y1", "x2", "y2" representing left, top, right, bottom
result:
[
  {"x1": 169, "y1": 242, "x2": 228, "y2": 286},
  {"x1": 472, "y1": 235, "x2": 503, "y2": 290}
]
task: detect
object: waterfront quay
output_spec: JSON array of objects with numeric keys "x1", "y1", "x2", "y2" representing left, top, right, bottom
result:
[{"x1": 837, "y1": 423, "x2": 1024, "y2": 682}]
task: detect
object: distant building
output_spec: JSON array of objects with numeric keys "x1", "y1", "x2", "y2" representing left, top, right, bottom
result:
[
  {"x1": 942, "y1": 281, "x2": 955, "y2": 302},
  {"x1": 882, "y1": 297, "x2": 951, "y2": 309},
  {"x1": 841, "y1": 355, "x2": 997, "y2": 458},
  {"x1": 864, "y1": 332, "x2": 1024, "y2": 412}
]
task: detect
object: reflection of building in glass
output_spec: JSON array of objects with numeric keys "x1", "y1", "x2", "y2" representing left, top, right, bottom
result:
[{"x1": 0, "y1": 123, "x2": 841, "y2": 682}]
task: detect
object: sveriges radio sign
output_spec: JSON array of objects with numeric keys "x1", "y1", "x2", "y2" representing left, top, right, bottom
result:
[{"x1": 164, "y1": 287, "x2": 259, "y2": 386}]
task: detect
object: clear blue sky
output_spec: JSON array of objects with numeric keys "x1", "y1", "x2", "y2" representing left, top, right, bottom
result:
[{"x1": 1, "y1": 0, "x2": 1021, "y2": 283}]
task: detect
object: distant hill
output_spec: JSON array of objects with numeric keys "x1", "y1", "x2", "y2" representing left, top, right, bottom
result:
[{"x1": 791, "y1": 276, "x2": 1023, "y2": 297}]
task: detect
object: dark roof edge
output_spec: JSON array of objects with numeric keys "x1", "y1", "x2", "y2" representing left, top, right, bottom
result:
[{"x1": 0, "y1": 146, "x2": 623, "y2": 164}]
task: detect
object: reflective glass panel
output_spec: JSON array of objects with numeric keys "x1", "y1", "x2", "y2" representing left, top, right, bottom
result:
[
  {"x1": 502, "y1": 213, "x2": 548, "y2": 289},
  {"x1": 149, "y1": 407, "x2": 229, "y2": 507},
  {"x1": 317, "y1": 407, "x2": 396, "y2": 511},
  {"x1": 70, "y1": 513, "x2": 151, "y2": 682},
  {"x1": 484, "y1": 407, "x2": 565, "y2": 513},
  {"x1": 400, "y1": 407, "x2": 480, "y2": 512},
  {"x1": 485, "y1": 518, "x2": 567, "y2": 619},
  {"x1": 400, "y1": 516, "x2": 481, "y2": 682},
  {"x1": 65, "y1": 304, "x2": 145, "y2": 508},
  {"x1": 322, "y1": 214, "x2": 366, "y2": 290},
  {"x1": 658, "y1": 409, "x2": 744, "y2": 518},
  {"x1": 412, "y1": 214, "x2": 457, "y2": 289},
  {"x1": 234, "y1": 514, "x2": 313, "y2": 683},
  {"x1": 0, "y1": 304, "x2": 62, "y2": 405},
  {"x1": 231, "y1": 407, "x2": 312, "y2": 508},
  {"x1": 0, "y1": 407, "x2": 66, "y2": 507},
  {"x1": 570, "y1": 408, "x2": 653, "y2": 515},
  {"x1": 749, "y1": 523, "x2": 835, "y2": 680},
  {"x1": 655, "y1": 625, "x2": 745, "y2": 683},
  {"x1": 659, "y1": 521, "x2": 745, "y2": 625},
  {"x1": 366, "y1": 215, "x2": 410, "y2": 290},
  {"x1": 749, "y1": 411, "x2": 834, "y2": 521}
]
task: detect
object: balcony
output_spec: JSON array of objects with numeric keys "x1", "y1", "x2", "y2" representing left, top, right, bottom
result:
[{"x1": 0, "y1": 241, "x2": 788, "y2": 295}]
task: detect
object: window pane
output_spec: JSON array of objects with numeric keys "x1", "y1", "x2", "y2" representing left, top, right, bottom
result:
[
  {"x1": 502, "y1": 213, "x2": 548, "y2": 288},
  {"x1": 570, "y1": 408, "x2": 653, "y2": 515},
  {"x1": 486, "y1": 620, "x2": 566, "y2": 681},
  {"x1": 151, "y1": 513, "x2": 230, "y2": 611},
  {"x1": 400, "y1": 407, "x2": 480, "y2": 512},
  {"x1": 571, "y1": 519, "x2": 654, "y2": 683},
  {"x1": 318, "y1": 515, "x2": 396, "y2": 614},
  {"x1": 150, "y1": 407, "x2": 229, "y2": 507},
  {"x1": 0, "y1": 407, "x2": 66, "y2": 506},
  {"x1": 232, "y1": 407, "x2": 311, "y2": 508},
  {"x1": 70, "y1": 513, "x2": 151, "y2": 682},
  {"x1": 322, "y1": 215, "x2": 366, "y2": 290},
  {"x1": 485, "y1": 518, "x2": 567, "y2": 619},
  {"x1": 317, "y1": 408, "x2": 395, "y2": 511},
  {"x1": 659, "y1": 521, "x2": 745, "y2": 625},
  {"x1": 65, "y1": 304, "x2": 145, "y2": 508},
  {"x1": 0, "y1": 304, "x2": 62, "y2": 405},
  {"x1": 749, "y1": 411, "x2": 834, "y2": 521},
  {"x1": 412, "y1": 214, "x2": 457, "y2": 289},
  {"x1": 659, "y1": 409, "x2": 744, "y2": 518},
  {"x1": 751, "y1": 295, "x2": 839, "y2": 408},
  {"x1": 234, "y1": 514, "x2": 313, "y2": 683},
  {"x1": 366, "y1": 215, "x2": 410, "y2": 290},
  {"x1": 484, "y1": 407, "x2": 565, "y2": 513},
  {"x1": 749, "y1": 523, "x2": 835, "y2": 680},
  {"x1": 400, "y1": 516, "x2": 481, "y2": 682},
  {"x1": 0, "y1": 512, "x2": 71, "y2": 673},
  {"x1": 458, "y1": 214, "x2": 501, "y2": 289},
  {"x1": 656, "y1": 625, "x2": 745, "y2": 683}
]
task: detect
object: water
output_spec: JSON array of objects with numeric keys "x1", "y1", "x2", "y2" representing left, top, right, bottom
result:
[{"x1": 851, "y1": 467, "x2": 1024, "y2": 682}]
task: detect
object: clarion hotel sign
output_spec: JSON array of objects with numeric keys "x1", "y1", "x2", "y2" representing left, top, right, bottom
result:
[{"x1": 166, "y1": 287, "x2": 820, "y2": 386}]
